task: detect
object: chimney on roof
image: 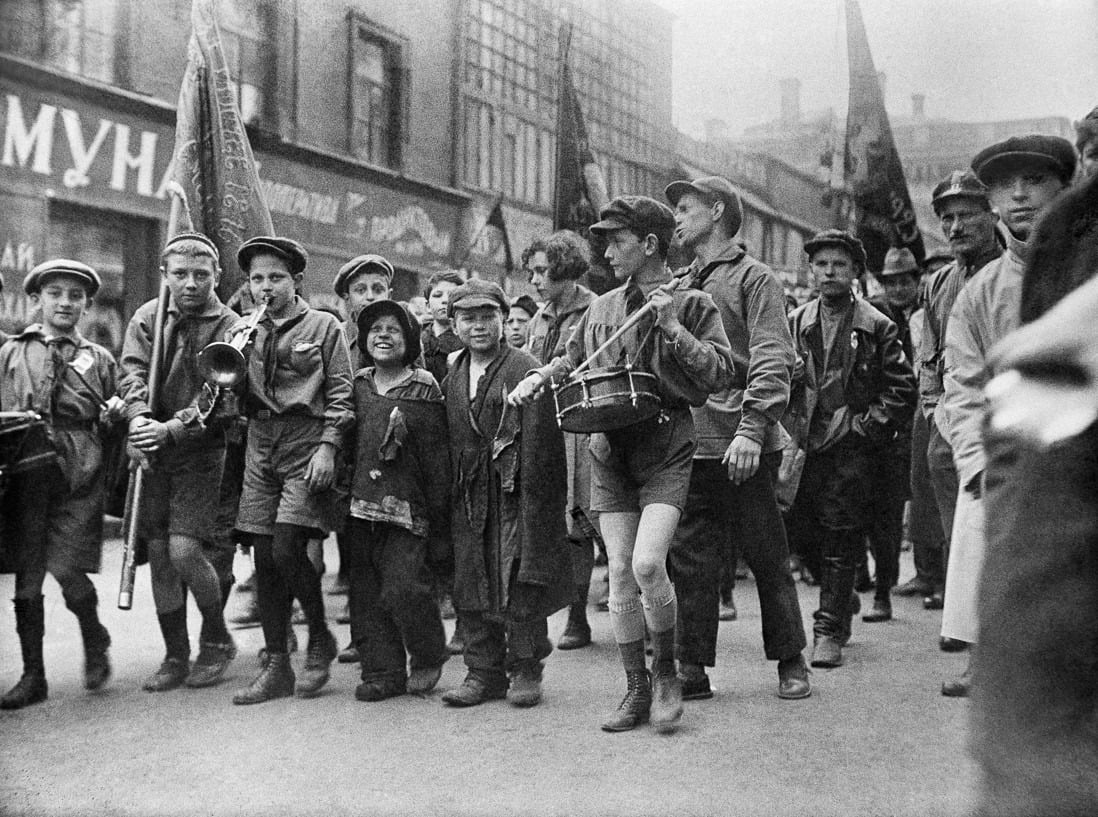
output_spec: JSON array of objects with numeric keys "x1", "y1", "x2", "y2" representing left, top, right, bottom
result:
[
  {"x1": 780, "y1": 77, "x2": 801, "y2": 131},
  {"x1": 912, "y1": 93, "x2": 926, "y2": 122}
]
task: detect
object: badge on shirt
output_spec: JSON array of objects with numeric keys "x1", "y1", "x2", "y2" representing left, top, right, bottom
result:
[
  {"x1": 70, "y1": 349, "x2": 95, "y2": 375},
  {"x1": 292, "y1": 341, "x2": 317, "y2": 353},
  {"x1": 850, "y1": 332, "x2": 859, "y2": 351}
]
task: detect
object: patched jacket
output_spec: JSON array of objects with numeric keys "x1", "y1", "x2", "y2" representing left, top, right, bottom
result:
[{"x1": 787, "y1": 295, "x2": 916, "y2": 454}]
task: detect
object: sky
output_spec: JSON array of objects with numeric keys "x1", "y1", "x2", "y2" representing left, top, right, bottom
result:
[{"x1": 652, "y1": 0, "x2": 1098, "y2": 138}]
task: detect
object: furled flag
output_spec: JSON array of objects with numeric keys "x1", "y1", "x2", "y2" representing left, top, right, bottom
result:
[
  {"x1": 170, "y1": 0, "x2": 274, "y2": 297},
  {"x1": 843, "y1": 0, "x2": 924, "y2": 271},
  {"x1": 485, "y1": 196, "x2": 514, "y2": 274}
]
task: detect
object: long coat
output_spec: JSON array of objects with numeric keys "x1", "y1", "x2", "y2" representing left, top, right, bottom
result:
[{"x1": 444, "y1": 344, "x2": 572, "y2": 617}]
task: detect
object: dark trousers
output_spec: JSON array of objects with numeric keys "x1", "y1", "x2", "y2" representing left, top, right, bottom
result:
[
  {"x1": 926, "y1": 415, "x2": 959, "y2": 588},
  {"x1": 460, "y1": 585, "x2": 552, "y2": 689},
  {"x1": 345, "y1": 518, "x2": 447, "y2": 683},
  {"x1": 908, "y1": 410, "x2": 945, "y2": 586},
  {"x1": 669, "y1": 453, "x2": 807, "y2": 665},
  {"x1": 866, "y1": 433, "x2": 911, "y2": 601}
]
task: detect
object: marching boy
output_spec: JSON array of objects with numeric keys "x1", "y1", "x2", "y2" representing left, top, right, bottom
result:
[
  {"x1": 231, "y1": 236, "x2": 354, "y2": 705},
  {"x1": 120, "y1": 233, "x2": 242, "y2": 692},
  {"x1": 345, "y1": 299, "x2": 450, "y2": 701},
  {"x1": 1, "y1": 259, "x2": 125, "y2": 709}
]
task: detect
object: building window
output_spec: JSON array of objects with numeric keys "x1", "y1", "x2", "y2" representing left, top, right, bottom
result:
[
  {"x1": 0, "y1": 0, "x2": 116, "y2": 83},
  {"x1": 349, "y1": 17, "x2": 407, "y2": 170},
  {"x1": 219, "y1": 0, "x2": 271, "y2": 126}
]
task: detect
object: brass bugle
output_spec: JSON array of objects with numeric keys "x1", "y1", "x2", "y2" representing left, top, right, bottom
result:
[{"x1": 197, "y1": 297, "x2": 268, "y2": 388}]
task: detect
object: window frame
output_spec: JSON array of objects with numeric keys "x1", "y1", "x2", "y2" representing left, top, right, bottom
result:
[{"x1": 346, "y1": 12, "x2": 409, "y2": 171}]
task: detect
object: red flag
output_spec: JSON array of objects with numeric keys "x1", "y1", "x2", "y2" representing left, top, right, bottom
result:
[
  {"x1": 843, "y1": 0, "x2": 924, "y2": 270},
  {"x1": 170, "y1": 0, "x2": 273, "y2": 297}
]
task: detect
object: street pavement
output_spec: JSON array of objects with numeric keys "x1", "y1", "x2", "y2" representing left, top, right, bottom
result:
[{"x1": 1, "y1": 536, "x2": 976, "y2": 817}]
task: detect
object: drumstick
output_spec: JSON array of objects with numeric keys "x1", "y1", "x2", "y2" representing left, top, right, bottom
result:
[{"x1": 569, "y1": 275, "x2": 688, "y2": 380}]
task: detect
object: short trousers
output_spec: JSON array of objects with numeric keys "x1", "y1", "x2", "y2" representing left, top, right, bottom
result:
[
  {"x1": 138, "y1": 446, "x2": 226, "y2": 541},
  {"x1": 589, "y1": 407, "x2": 696, "y2": 513},
  {"x1": 235, "y1": 415, "x2": 337, "y2": 537}
]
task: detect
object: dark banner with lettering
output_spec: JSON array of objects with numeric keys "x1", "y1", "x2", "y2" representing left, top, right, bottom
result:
[{"x1": 843, "y1": 0, "x2": 924, "y2": 271}]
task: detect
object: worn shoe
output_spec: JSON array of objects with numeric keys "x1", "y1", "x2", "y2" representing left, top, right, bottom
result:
[
  {"x1": 862, "y1": 600, "x2": 892, "y2": 623},
  {"x1": 441, "y1": 676, "x2": 507, "y2": 707},
  {"x1": 810, "y1": 636, "x2": 843, "y2": 668},
  {"x1": 355, "y1": 677, "x2": 406, "y2": 702},
  {"x1": 185, "y1": 640, "x2": 237, "y2": 688},
  {"x1": 83, "y1": 622, "x2": 112, "y2": 691},
  {"x1": 777, "y1": 655, "x2": 812, "y2": 699},
  {"x1": 557, "y1": 619, "x2": 592, "y2": 650},
  {"x1": 678, "y1": 664, "x2": 714, "y2": 701},
  {"x1": 601, "y1": 670, "x2": 651, "y2": 732},
  {"x1": 232, "y1": 652, "x2": 295, "y2": 705},
  {"x1": 650, "y1": 672, "x2": 684, "y2": 734},
  {"x1": 923, "y1": 592, "x2": 944, "y2": 610},
  {"x1": 256, "y1": 631, "x2": 298, "y2": 667},
  {"x1": 142, "y1": 657, "x2": 190, "y2": 692},
  {"x1": 0, "y1": 673, "x2": 48, "y2": 710},
  {"x1": 718, "y1": 600, "x2": 738, "y2": 622},
  {"x1": 939, "y1": 636, "x2": 969, "y2": 653},
  {"x1": 295, "y1": 629, "x2": 338, "y2": 698},
  {"x1": 507, "y1": 665, "x2": 543, "y2": 708},
  {"x1": 407, "y1": 664, "x2": 444, "y2": 695},
  {"x1": 894, "y1": 576, "x2": 934, "y2": 597},
  {"x1": 337, "y1": 643, "x2": 360, "y2": 664},
  {"x1": 941, "y1": 669, "x2": 971, "y2": 698}
]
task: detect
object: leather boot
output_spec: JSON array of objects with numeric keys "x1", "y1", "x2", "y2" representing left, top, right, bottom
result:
[
  {"x1": 232, "y1": 652, "x2": 295, "y2": 705},
  {"x1": 650, "y1": 670, "x2": 684, "y2": 734},
  {"x1": 65, "y1": 589, "x2": 111, "y2": 691},
  {"x1": 506, "y1": 660, "x2": 543, "y2": 708},
  {"x1": 295, "y1": 628, "x2": 337, "y2": 698},
  {"x1": 811, "y1": 635, "x2": 843, "y2": 668},
  {"x1": 600, "y1": 669, "x2": 651, "y2": 732},
  {"x1": 1, "y1": 596, "x2": 48, "y2": 710},
  {"x1": 557, "y1": 585, "x2": 592, "y2": 650}
]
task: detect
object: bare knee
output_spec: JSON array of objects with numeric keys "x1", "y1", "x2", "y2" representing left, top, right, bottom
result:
[{"x1": 632, "y1": 555, "x2": 665, "y2": 587}]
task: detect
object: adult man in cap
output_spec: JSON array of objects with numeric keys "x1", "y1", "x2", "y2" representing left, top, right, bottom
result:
[
  {"x1": 907, "y1": 171, "x2": 1001, "y2": 617},
  {"x1": 663, "y1": 176, "x2": 809, "y2": 701},
  {"x1": 785, "y1": 230, "x2": 915, "y2": 668},
  {"x1": 439, "y1": 278, "x2": 572, "y2": 710},
  {"x1": 510, "y1": 195, "x2": 733, "y2": 733},
  {"x1": 938, "y1": 134, "x2": 1075, "y2": 697}
]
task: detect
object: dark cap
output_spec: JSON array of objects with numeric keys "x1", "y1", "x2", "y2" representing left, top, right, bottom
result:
[
  {"x1": 879, "y1": 247, "x2": 920, "y2": 278},
  {"x1": 971, "y1": 134, "x2": 1077, "y2": 185},
  {"x1": 356, "y1": 299, "x2": 421, "y2": 366},
  {"x1": 24, "y1": 259, "x2": 101, "y2": 296},
  {"x1": 334, "y1": 254, "x2": 394, "y2": 296},
  {"x1": 803, "y1": 229, "x2": 867, "y2": 268},
  {"x1": 447, "y1": 278, "x2": 509, "y2": 317},
  {"x1": 164, "y1": 231, "x2": 220, "y2": 262},
  {"x1": 664, "y1": 176, "x2": 744, "y2": 235},
  {"x1": 590, "y1": 195, "x2": 676, "y2": 247},
  {"x1": 931, "y1": 170, "x2": 989, "y2": 214},
  {"x1": 237, "y1": 236, "x2": 308, "y2": 275}
]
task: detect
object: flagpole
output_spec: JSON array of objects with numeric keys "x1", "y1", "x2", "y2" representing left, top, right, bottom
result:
[{"x1": 553, "y1": 23, "x2": 573, "y2": 230}]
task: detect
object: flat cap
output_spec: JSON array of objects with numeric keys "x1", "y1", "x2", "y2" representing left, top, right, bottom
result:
[
  {"x1": 447, "y1": 278, "x2": 509, "y2": 317},
  {"x1": 803, "y1": 229, "x2": 867, "y2": 268},
  {"x1": 879, "y1": 247, "x2": 920, "y2": 277},
  {"x1": 665, "y1": 176, "x2": 744, "y2": 235},
  {"x1": 590, "y1": 195, "x2": 676, "y2": 248},
  {"x1": 164, "y1": 231, "x2": 220, "y2": 261},
  {"x1": 334, "y1": 253, "x2": 395, "y2": 296},
  {"x1": 971, "y1": 134, "x2": 1076, "y2": 185},
  {"x1": 931, "y1": 170, "x2": 989, "y2": 214},
  {"x1": 24, "y1": 259, "x2": 101, "y2": 296},
  {"x1": 237, "y1": 235, "x2": 308, "y2": 275},
  {"x1": 357, "y1": 299, "x2": 421, "y2": 366}
]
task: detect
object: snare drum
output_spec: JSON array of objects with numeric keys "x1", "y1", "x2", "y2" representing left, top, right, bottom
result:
[{"x1": 553, "y1": 367, "x2": 661, "y2": 433}]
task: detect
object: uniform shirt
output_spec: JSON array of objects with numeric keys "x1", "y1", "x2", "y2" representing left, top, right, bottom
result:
[
  {"x1": 244, "y1": 295, "x2": 354, "y2": 449},
  {"x1": 119, "y1": 294, "x2": 239, "y2": 447}
]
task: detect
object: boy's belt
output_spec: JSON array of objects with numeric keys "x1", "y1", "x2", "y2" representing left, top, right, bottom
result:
[{"x1": 51, "y1": 418, "x2": 97, "y2": 431}]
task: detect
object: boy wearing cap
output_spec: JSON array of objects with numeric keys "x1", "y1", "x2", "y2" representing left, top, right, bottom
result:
[
  {"x1": 231, "y1": 235, "x2": 354, "y2": 704},
  {"x1": 913, "y1": 170, "x2": 1002, "y2": 615},
  {"x1": 938, "y1": 135, "x2": 1074, "y2": 698},
  {"x1": 440, "y1": 278, "x2": 572, "y2": 709},
  {"x1": 664, "y1": 176, "x2": 809, "y2": 702},
  {"x1": 510, "y1": 195, "x2": 733, "y2": 733},
  {"x1": 345, "y1": 300, "x2": 450, "y2": 701},
  {"x1": 120, "y1": 233, "x2": 243, "y2": 692},
  {"x1": 523, "y1": 230, "x2": 600, "y2": 651},
  {"x1": 785, "y1": 229, "x2": 915, "y2": 669},
  {"x1": 334, "y1": 254, "x2": 395, "y2": 369},
  {"x1": 0, "y1": 259, "x2": 125, "y2": 709}
]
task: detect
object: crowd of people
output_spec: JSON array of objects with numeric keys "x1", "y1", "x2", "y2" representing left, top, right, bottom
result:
[{"x1": 1, "y1": 113, "x2": 1096, "y2": 801}]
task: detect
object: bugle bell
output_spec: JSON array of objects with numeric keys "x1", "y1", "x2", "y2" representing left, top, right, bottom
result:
[{"x1": 197, "y1": 298, "x2": 268, "y2": 388}]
